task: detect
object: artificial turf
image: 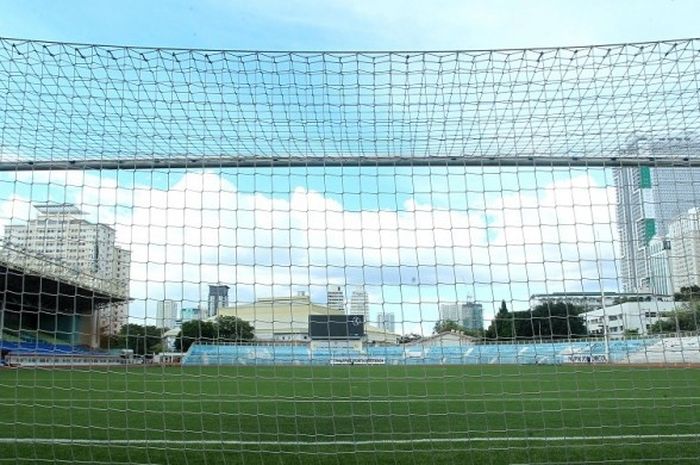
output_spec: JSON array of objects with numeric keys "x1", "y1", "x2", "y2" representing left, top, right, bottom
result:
[{"x1": 1, "y1": 364, "x2": 699, "y2": 464}]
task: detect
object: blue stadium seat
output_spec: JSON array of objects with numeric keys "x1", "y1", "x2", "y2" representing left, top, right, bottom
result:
[{"x1": 180, "y1": 338, "x2": 660, "y2": 366}]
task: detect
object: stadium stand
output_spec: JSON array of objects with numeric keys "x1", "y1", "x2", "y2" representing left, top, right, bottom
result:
[
  {"x1": 626, "y1": 336, "x2": 700, "y2": 364},
  {"x1": 181, "y1": 338, "x2": 661, "y2": 366},
  {"x1": 0, "y1": 340, "x2": 90, "y2": 355}
]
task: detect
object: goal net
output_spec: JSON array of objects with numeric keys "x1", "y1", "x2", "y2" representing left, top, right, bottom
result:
[{"x1": 1, "y1": 37, "x2": 700, "y2": 464}]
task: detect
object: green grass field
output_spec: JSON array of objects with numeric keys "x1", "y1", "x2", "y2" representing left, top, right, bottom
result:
[{"x1": 2, "y1": 364, "x2": 700, "y2": 464}]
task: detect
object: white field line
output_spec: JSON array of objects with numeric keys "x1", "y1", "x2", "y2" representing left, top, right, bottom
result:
[
  {"x1": 0, "y1": 433, "x2": 698, "y2": 446},
  {"x1": 0, "y1": 396, "x2": 697, "y2": 403}
]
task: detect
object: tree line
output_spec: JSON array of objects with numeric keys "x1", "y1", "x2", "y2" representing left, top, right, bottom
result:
[
  {"x1": 176, "y1": 316, "x2": 254, "y2": 351},
  {"x1": 432, "y1": 296, "x2": 700, "y2": 341},
  {"x1": 485, "y1": 300, "x2": 587, "y2": 340},
  {"x1": 100, "y1": 316, "x2": 254, "y2": 354},
  {"x1": 430, "y1": 300, "x2": 588, "y2": 341}
]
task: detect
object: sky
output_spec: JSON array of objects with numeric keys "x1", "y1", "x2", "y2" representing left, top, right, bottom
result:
[
  {"x1": 0, "y1": 0, "x2": 698, "y2": 51},
  {"x1": 0, "y1": 1, "x2": 696, "y2": 335}
]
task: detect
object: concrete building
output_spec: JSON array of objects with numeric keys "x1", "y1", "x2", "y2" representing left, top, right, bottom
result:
[
  {"x1": 529, "y1": 292, "x2": 668, "y2": 310},
  {"x1": 156, "y1": 299, "x2": 179, "y2": 329},
  {"x1": 326, "y1": 285, "x2": 345, "y2": 313},
  {"x1": 180, "y1": 307, "x2": 202, "y2": 323},
  {"x1": 3, "y1": 202, "x2": 131, "y2": 334},
  {"x1": 106, "y1": 247, "x2": 132, "y2": 334},
  {"x1": 377, "y1": 312, "x2": 396, "y2": 333},
  {"x1": 404, "y1": 331, "x2": 478, "y2": 349},
  {"x1": 461, "y1": 302, "x2": 484, "y2": 331},
  {"x1": 439, "y1": 302, "x2": 484, "y2": 330},
  {"x1": 648, "y1": 236, "x2": 674, "y2": 295},
  {"x1": 349, "y1": 287, "x2": 369, "y2": 319},
  {"x1": 438, "y1": 303, "x2": 460, "y2": 322},
  {"x1": 615, "y1": 137, "x2": 700, "y2": 292},
  {"x1": 207, "y1": 284, "x2": 229, "y2": 318},
  {"x1": 218, "y1": 294, "x2": 398, "y2": 344},
  {"x1": 667, "y1": 208, "x2": 700, "y2": 292},
  {"x1": 581, "y1": 301, "x2": 681, "y2": 337}
]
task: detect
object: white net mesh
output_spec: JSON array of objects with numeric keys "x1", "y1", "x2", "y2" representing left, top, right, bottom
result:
[{"x1": 1, "y1": 37, "x2": 700, "y2": 464}]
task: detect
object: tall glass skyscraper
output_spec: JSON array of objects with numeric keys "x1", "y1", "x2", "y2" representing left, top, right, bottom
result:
[{"x1": 615, "y1": 137, "x2": 700, "y2": 292}]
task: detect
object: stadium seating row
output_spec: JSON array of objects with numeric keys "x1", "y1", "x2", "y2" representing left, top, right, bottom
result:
[
  {"x1": 0, "y1": 340, "x2": 91, "y2": 354},
  {"x1": 181, "y1": 339, "x2": 658, "y2": 366}
]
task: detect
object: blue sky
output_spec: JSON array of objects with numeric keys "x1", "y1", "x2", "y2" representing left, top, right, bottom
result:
[
  {"x1": 0, "y1": 1, "x2": 693, "y2": 334},
  {"x1": 0, "y1": 0, "x2": 698, "y2": 51}
]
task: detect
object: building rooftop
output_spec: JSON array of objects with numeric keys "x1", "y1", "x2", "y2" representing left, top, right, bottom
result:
[
  {"x1": 530, "y1": 291, "x2": 660, "y2": 298},
  {"x1": 34, "y1": 202, "x2": 84, "y2": 216}
]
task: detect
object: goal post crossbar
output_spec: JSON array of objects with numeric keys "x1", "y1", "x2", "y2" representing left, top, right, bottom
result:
[{"x1": 1, "y1": 156, "x2": 699, "y2": 171}]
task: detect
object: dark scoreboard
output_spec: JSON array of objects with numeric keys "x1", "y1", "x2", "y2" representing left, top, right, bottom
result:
[{"x1": 308, "y1": 315, "x2": 365, "y2": 340}]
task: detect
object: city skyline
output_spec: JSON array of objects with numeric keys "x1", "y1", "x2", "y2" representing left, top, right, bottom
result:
[
  {"x1": 6, "y1": 144, "x2": 694, "y2": 334},
  {"x1": 0, "y1": 175, "x2": 652, "y2": 336},
  {"x1": 7, "y1": 172, "x2": 700, "y2": 336}
]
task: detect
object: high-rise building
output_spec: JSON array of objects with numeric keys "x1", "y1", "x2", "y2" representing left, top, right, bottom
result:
[
  {"x1": 615, "y1": 137, "x2": 700, "y2": 292},
  {"x1": 438, "y1": 304, "x2": 460, "y2": 322},
  {"x1": 156, "y1": 299, "x2": 179, "y2": 329},
  {"x1": 349, "y1": 287, "x2": 369, "y2": 319},
  {"x1": 667, "y1": 208, "x2": 700, "y2": 292},
  {"x1": 461, "y1": 302, "x2": 484, "y2": 331},
  {"x1": 326, "y1": 285, "x2": 345, "y2": 313},
  {"x1": 207, "y1": 284, "x2": 229, "y2": 318},
  {"x1": 377, "y1": 312, "x2": 395, "y2": 333},
  {"x1": 439, "y1": 302, "x2": 483, "y2": 331},
  {"x1": 106, "y1": 247, "x2": 132, "y2": 334},
  {"x1": 3, "y1": 202, "x2": 131, "y2": 334},
  {"x1": 648, "y1": 236, "x2": 673, "y2": 295},
  {"x1": 181, "y1": 307, "x2": 202, "y2": 323}
]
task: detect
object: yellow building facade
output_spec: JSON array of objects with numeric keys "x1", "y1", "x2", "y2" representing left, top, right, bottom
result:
[{"x1": 218, "y1": 295, "x2": 398, "y2": 344}]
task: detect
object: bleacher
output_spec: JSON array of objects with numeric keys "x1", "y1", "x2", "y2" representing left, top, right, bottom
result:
[
  {"x1": 626, "y1": 336, "x2": 700, "y2": 364},
  {"x1": 184, "y1": 344, "x2": 310, "y2": 365},
  {"x1": 0, "y1": 336, "x2": 670, "y2": 366},
  {"x1": 0, "y1": 340, "x2": 90, "y2": 355},
  {"x1": 182, "y1": 338, "x2": 661, "y2": 366}
]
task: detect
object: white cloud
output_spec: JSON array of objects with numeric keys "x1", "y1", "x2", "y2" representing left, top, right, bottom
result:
[{"x1": 0, "y1": 168, "x2": 619, "y2": 333}]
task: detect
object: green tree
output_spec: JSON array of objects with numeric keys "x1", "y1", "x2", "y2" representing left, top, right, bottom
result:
[
  {"x1": 485, "y1": 300, "x2": 515, "y2": 340},
  {"x1": 433, "y1": 319, "x2": 482, "y2": 338},
  {"x1": 613, "y1": 296, "x2": 651, "y2": 305},
  {"x1": 175, "y1": 316, "x2": 255, "y2": 352},
  {"x1": 398, "y1": 333, "x2": 422, "y2": 344},
  {"x1": 433, "y1": 319, "x2": 463, "y2": 334},
  {"x1": 216, "y1": 315, "x2": 254, "y2": 342},
  {"x1": 99, "y1": 331, "x2": 123, "y2": 350},
  {"x1": 118, "y1": 324, "x2": 163, "y2": 355},
  {"x1": 175, "y1": 320, "x2": 216, "y2": 352},
  {"x1": 673, "y1": 285, "x2": 700, "y2": 302},
  {"x1": 648, "y1": 305, "x2": 700, "y2": 334},
  {"x1": 485, "y1": 301, "x2": 586, "y2": 340}
]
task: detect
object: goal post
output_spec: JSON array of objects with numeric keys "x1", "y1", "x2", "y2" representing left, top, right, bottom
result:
[{"x1": 1, "y1": 36, "x2": 700, "y2": 464}]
